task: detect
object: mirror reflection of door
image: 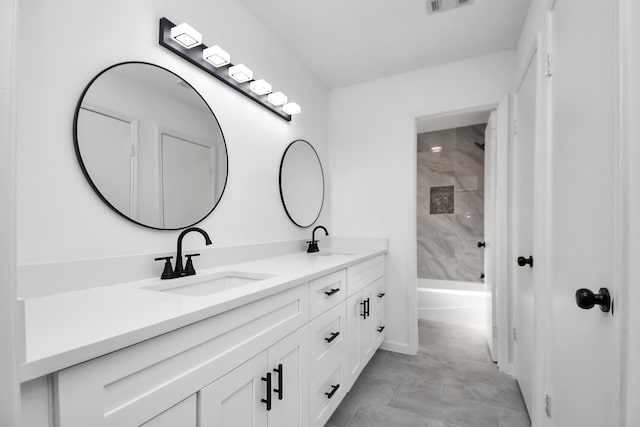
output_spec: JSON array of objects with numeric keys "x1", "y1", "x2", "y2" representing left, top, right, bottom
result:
[
  {"x1": 160, "y1": 132, "x2": 217, "y2": 229},
  {"x1": 74, "y1": 62, "x2": 228, "y2": 230},
  {"x1": 77, "y1": 107, "x2": 135, "y2": 217}
]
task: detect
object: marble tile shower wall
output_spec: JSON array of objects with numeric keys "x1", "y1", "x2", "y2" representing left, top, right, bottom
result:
[{"x1": 417, "y1": 124, "x2": 485, "y2": 282}]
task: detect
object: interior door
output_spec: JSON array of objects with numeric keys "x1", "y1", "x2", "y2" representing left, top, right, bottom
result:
[
  {"x1": 77, "y1": 108, "x2": 133, "y2": 216},
  {"x1": 549, "y1": 0, "x2": 616, "y2": 424},
  {"x1": 513, "y1": 51, "x2": 537, "y2": 416},
  {"x1": 160, "y1": 133, "x2": 215, "y2": 229},
  {"x1": 483, "y1": 111, "x2": 497, "y2": 361}
]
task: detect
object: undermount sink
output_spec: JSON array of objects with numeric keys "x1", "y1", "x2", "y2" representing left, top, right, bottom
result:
[{"x1": 144, "y1": 271, "x2": 275, "y2": 297}]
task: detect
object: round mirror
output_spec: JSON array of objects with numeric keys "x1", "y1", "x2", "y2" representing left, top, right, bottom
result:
[
  {"x1": 279, "y1": 140, "x2": 324, "y2": 227},
  {"x1": 74, "y1": 62, "x2": 228, "y2": 230}
]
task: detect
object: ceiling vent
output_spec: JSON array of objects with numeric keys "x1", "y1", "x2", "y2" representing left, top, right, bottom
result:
[{"x1": 426, "y1": 0, "x2": 474, "y2": 14}]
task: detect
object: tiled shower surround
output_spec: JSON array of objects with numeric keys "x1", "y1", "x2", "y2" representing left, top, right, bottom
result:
[{"x1": 417, "y1": 124, "x2": 486, "y2": 282}]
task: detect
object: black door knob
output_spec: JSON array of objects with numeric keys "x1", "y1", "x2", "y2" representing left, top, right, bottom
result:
[
  {"x1": 517, "y1": 256, "x2": 534, "y2": 267},
  {"x1": 575, "y1": 288, "x2": 611, "y2": 313},
  {"x1": 477, "y1": 241, "x2": 486, "y2": 248}
]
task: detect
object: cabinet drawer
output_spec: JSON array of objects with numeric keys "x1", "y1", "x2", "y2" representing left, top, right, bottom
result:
[
  {"x1": 346, "y1": 256, "x2": 384, "y2": 296},
  {"x1": 309, "y1": 353, "x2": 345, "y2": 427},
  {"x1": 370, "y1": 277, "x2": 385, "y2": 315},
  {"x1": 309, "y1": 269, "x2": 346, "y2": 319},
  {"x1": 308, "y1": 301, "x2": 346, "y2": 377}
]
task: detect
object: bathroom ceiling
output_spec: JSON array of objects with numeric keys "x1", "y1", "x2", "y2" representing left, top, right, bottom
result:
[{"x1": 236, "y1": 0, "x2": 531, "y2": 89}]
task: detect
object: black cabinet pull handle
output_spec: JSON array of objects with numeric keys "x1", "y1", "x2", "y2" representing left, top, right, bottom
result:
[
  {"x1": 325, "y1": 331, "x2": 340, "y2": 343},
  {"x1": 480, "y1": 273, "x2": 485, "y2": 279},
  {"x1": 273, "y1": 364, "x2": 283, "y2": 400},
  {"x1": 377, "y1": 292, "x2": 386, "y2": 298},
  {"x1": 576, "y1": 287, "x2": 611, "y2": 313},
  {"x1": 360, "y1": 300, "x2": 367, "y2": 319},
  {"x1": 365, "y1": 298, "x2": 370, "y2": 318},
  {"x1": 325, "y1": 384, "x2": 340, "y2": 399},
  {"x1": 261, "y1": 372, "x2": 272, "y2": 411},
  {"x1": 517, "y1": 256, "x2": 534, "y2": 268},
  {"x1": 324, "y1": 288, "x2": 340, "y2": 296},
  {"x1": 478, "y1": 241, "x2": 486, "y2": 248},
  {"x1": 377, "y1": 325, "x2": 385, "y2": 333}
]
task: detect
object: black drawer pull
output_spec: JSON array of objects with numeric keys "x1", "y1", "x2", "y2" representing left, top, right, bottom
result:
[
  {"x1": 324, "y1": 288, "x2": 340, "y2": 296},
  {"x1": 261, "y1": 372, "x2": 272, "y2": 411},
  {"x1": 324, "y1": 331, "x2": 340, "y2": 343},
  {"x1": 273, "y1": 364, "x2": 283, "y2": 400},
  {"x1": 365, "y1": 297, "x2": 370, "y2": 317},
  {"x1": 360, "y1": 300, "x2": 367, "y2": 319},
  {"x1": 377, "y1": 292, "x2": 386, "y2": 298},
  {"x1": 377, "y1": 325, "x2": 385, "y2": 333},
  {"x1": 325, "y1": 383, "x2": 340, "y2": 399}
]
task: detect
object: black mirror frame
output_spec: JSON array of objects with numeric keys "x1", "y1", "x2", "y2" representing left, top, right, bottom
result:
[
  {"x1": 278, "y1": 139, "x2": 325, "y2": 228},
  {"x1": 72, "y1": 61, "x2": 229, "y2": 231}
]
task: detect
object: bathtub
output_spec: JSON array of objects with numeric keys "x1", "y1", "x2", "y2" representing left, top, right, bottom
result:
[{"x1": 417, "y1": 278, "x2": 489, "y2": 330}]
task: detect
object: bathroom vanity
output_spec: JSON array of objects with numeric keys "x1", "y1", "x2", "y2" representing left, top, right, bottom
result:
[{"x1": 20, "y1": 248, "x2": 386, "y2": 427}]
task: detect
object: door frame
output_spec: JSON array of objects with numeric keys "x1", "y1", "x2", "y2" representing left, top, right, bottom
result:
[
  {"x1": 619, "y1": 0, "x2": 640, "y2": 424},
  {"x1": 407, "y1": 96, "x2": 511, "y2": 370},
  {"x1": 0, "y1": 0, "x2": 21, "y2": 425}
]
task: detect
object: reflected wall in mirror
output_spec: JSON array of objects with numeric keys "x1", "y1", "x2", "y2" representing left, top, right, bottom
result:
[
  {"x1": 74, "y1": 62, "x2": 228, "y2": 230},
  {"x1": 279, "y1": 140, "x2": 324, "y2": 227}
]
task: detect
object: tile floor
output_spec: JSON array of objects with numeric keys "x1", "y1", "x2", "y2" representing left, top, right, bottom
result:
[{"x1": 327, "y1": 320, "x2": 531, "y2": 427}]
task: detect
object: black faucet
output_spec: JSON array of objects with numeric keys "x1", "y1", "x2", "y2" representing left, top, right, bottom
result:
[
  {"x1": 307, "y1": 225, "x2": 329, "y2": 253},
  {"x1": 155, "y1": 227, "x2": 212, "y2": 279}
]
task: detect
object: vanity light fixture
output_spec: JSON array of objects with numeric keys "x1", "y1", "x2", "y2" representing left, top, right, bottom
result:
[
  {"x1": 250, "y1": 79, "x2": 272, "y2": 95},
  {"x1": 282, "y1": 102, "x2": 301, "y2": 115},
  {"x1": 228, "y1": 64, "x2": 253, "y2": 83},
  {"x1": 267, "y1": 91, "x2": 288, "y2": 107},
  {"x1": 431, "y1": 146, "x2": 443, "y2": 153},
  {"x1": 202, "y1": 45, "x2": 230, "y2": 67},
  {"x1": 159, "y1": 17, "x2": 295, "y2": 121},
  {"x1": 170, "y1": 23, "x2": 202, "y2": 49}
]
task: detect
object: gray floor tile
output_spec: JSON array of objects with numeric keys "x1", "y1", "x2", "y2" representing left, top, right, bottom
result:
[
  {"x1": 329, "y1": 320, "x2": 531, "y2": 427},
  {"x1": 348, "y1": 403, "x2": 459, "y2": 427}
]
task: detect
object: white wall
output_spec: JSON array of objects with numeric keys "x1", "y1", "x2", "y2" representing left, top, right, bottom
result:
[
  {"x1": 328, "y1": 51, "x2": 516, "y2": 353},
  {"x1": 15, "y1": 0, "x2": 328, "y2": 272}
]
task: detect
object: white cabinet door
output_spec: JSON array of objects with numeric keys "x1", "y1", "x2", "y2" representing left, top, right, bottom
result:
[
  {"x1": 268, "y1": 325, "x2": 309, "y2": 427},
  {"x1": 141, "y1": 395, "x2": 196, "y2": 427},
  {"x1": 360, "y1": 285, "x2": 374, "y2": 363},
  {"x1": 199, "y1": 326, "x2": 308, "y2": 427},
  {"x1": 346, "y1": 285, "x2": 373, "y2": 390},
  {"x1": 346, "y1": 292, "x2": 364, "y2": 390},
  {"x1": 199, "y1": 352, "x2": 269, "y2": 427}
]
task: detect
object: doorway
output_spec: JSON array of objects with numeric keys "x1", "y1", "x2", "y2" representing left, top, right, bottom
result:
[{"x1": 411, "y1": 97, "x2": 512, "y2": 373}]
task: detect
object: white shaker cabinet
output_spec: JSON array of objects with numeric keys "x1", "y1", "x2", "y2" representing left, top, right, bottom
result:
[
  {"x1": 199, "y1": 325, "x2": 308, "y2": 427},
  {"x1": 24, "y1": 253, "x2": 385, "y2": 427},
  {"x1": 54, "y1": 285, "x2": 308, "y2": 427},
  {"x1": 345, "y1": 256, "x2": 385, "y2": 391}
]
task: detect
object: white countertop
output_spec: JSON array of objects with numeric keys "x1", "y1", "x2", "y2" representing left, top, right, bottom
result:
[{"x1": 20, "y1": 248, "x2": 385, "y2": 382}]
